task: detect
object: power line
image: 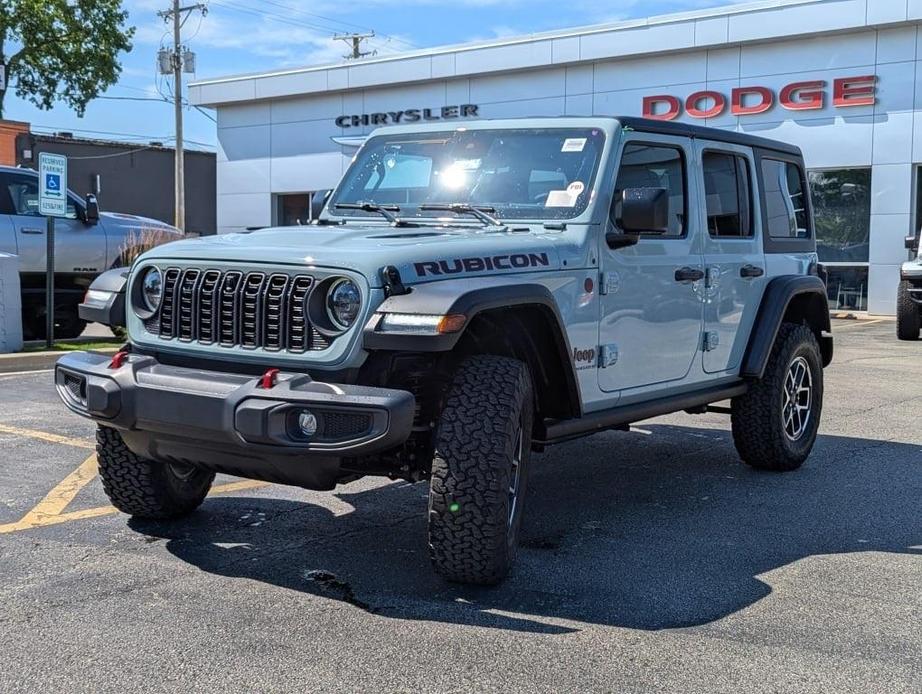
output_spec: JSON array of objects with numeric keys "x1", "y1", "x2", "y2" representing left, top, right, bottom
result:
[
  {"x1": 211, "y1": 0, "x2": 412, "y2": 55},
  {"x1": 26, "y1": 124, "x2": 214, "y2": 148},
  {"x1": 252, "y1": 0, "x2": 416, "y2": 49},
  {"x1": 96, "y1": 95, "x2": 171, "y2": 103},
  {"x1": 193, "y1": 105, "x2": 216, "y2": 123},
  {"x1": 63, "y1": 146, "x2": 157, "y2": 160}
]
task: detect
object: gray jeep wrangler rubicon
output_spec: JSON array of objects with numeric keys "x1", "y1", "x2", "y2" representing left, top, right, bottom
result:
[{"x1": 55, "y1": 117, "x2": 833, "y2": 585}]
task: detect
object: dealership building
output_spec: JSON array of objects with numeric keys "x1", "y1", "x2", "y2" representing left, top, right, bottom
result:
[{"x1": 190, "y1": 0, "x2": 922, "y2": 314}]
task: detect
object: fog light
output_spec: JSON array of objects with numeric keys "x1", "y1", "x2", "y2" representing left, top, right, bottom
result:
[{"x1": 298, "y1": 410, "x2": 319, "y2": 438}]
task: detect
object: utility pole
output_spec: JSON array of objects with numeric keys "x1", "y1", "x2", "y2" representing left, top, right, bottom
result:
[
  {"x1": 158, "y1": 1, "x2": 207, "y2": 231},
  {"x1": 333, "y1": 32, "x2": 377, "y2": 60}
]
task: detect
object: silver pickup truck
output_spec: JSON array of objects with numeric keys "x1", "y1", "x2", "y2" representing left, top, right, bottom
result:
[{"x1": 0, "y1": 165, "x2": 181, "y2": 339}]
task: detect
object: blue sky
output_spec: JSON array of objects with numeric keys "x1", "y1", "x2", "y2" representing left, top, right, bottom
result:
[{"x1": 4, "y1": 0, "x2": 741, "y2": 149}]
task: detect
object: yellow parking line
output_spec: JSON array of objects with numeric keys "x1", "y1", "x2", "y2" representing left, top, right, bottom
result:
[
  {"x1": 0, "y1": 456, "x2": 270, "y2": 535},
  {"x1": 0, "y1": 423, "x2": 95, "y2": 450},
  {"x1": 833, "y1": 318, "x2": 887, "y2": 330},
  {"x1": 27, "y1": 453, "x2": 100, "y2": 519},
  {"x1": 0, "y1": 422, "x2": 271, "y2": 534}
]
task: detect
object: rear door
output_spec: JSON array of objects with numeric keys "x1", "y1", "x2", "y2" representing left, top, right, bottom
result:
[
  {"x1": 695, "y1": 142, "x2": 766, "y2": 374},
  {"x1": 598, "y1": 133, "x2": 704, "y2": 393},
  {"x1": 0, "y1": 171, "x2": 107, "y2": 275}
]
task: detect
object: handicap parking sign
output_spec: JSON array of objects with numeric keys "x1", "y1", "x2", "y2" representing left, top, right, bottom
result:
[
  {"x1": 38, "y1": 152, "x2": 67, "y2": 216},
  {"x1": 45, "y1": 172, "x2": 61, "y2": 194}
]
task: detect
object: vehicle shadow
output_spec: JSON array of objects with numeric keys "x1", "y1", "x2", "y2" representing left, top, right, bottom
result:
[{"x1": 131, "y1": 425, "x2": 922, "y2": 634}]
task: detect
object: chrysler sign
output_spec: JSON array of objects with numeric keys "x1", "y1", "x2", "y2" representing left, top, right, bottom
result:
[
  {"x1": 336, "y1": 104, "x2": 479, "y2": 128},
  {"x1": 642, "y1": 75, "x2": 877, "y2": 120}
]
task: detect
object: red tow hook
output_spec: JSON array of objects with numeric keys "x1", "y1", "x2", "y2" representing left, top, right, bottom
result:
[
  {"x1": 259, "y1": 368, "x2": 280, "y2": 389},
  {"x1": 108, "y1": 350, "x2": 129, "y2": 369}
]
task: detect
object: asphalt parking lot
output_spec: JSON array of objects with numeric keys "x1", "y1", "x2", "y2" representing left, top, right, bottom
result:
[{"x1": 0, "y1": 319, "x2": 919, "y2": 693}]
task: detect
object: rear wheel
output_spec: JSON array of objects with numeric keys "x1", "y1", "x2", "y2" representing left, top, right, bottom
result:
[
  {"x1": 427, "y1": 355, "x2": 534, "y2": 585},
  {"x1": 896, "y1": 280, "x2": 921, "y2": 341},
  {"x1": 731, "y1": 323, "x2": 823, "y2": 472},
  {"x1": 96, "y1": 426, "x2": 214, "y2": 519}
]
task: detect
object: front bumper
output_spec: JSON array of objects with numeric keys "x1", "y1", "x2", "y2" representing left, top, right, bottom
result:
[{"x1": 54, "y1": 351, "x2": 415, "y2": 490}]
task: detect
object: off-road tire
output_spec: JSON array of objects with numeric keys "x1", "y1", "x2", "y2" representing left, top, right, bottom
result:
[
  {"x1": 428, "y1": 355, "x2": 534, "y2": 585},
  {"x1": 96, "y1": 426, "x2": 214, "y2": 519},
  {"x1": 24, "y1": 303, "x2": 86, "y2": 341},
  {"x1": 731, "y1": 323, "x2": 823, "y2": 472},
  {"x1": 896, "y1": 280, "x2": 921, "y2": 341}
]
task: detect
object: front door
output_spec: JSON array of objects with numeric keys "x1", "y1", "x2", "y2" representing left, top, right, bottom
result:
[
  {"x1": 599, "y1": 134, "x2": 704, "y2": 394},
  {"x1": 0, "y1": 171, "x2": 107, "y2": 276},
  {"x1": 695, "y1": 143, "x2": 766, "y2": 374}
]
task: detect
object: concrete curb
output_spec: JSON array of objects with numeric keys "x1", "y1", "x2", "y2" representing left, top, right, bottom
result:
[{"x1": 0, "y1": 347, "x2": 121, "y2": 374}]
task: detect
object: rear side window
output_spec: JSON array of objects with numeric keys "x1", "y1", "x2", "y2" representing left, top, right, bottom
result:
[
  {"x1": 613, "y1": 143, "x2": 686, "y2": 237},
  {"x1": 702, "y1": 152, "x2": 753, "y2": 238},
  {"x1": 4, "y1": 174, "x2": 42, "y2": 217},
  {"x1": 762, "y1": 159, "x2": 810, "y2": 238}
]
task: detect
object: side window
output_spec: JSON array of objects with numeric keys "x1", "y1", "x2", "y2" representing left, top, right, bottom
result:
[
  {"x1": 5, "y1": 174, "x2": 42, "y2": 217},
  {"x1": 613, "y1": 143, "x2": 686, "y2": 237},
  {"x1": 702, "y1": 152, "x2": 753, "y2": 238},
  {"x1": 762, "y1": 158, "x2": 810, "y2": 238}
]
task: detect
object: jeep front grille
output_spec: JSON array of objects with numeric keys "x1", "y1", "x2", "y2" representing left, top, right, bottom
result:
[{"x1": 149, "y1": 268, "x2": 331, "y2": 352}]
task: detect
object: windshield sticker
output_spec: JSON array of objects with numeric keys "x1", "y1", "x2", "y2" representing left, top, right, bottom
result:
[
  {"x1": 546, "y1": 190, "x2": 577, "y2": 207},
  {"x1": 454, "y1": 158, "x2": 482, "y2": 170},
  {"x1": 567, "y1": 181, "x2": 585, "y2": 197},
  {"x1": 561, "y1": 138, "x2": 587, "y2": 153}
]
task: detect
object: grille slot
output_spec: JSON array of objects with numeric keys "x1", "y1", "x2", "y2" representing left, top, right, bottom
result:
[
  {"x1": 287, "y1": 276, "x2": 313, "y2": 353},
  {"x1": 148, "y1": 268, "x2": 326, "y2": 353},
  {"x1": 158, "y1": 268, "x2": 181, "y2": 336},
  {"x1": 177, "y1": 269, "x2": 201, "y2": 341}
]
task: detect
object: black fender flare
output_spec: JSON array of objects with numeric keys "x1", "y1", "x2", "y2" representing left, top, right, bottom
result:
[
  {"x1": 742, "y1": 274, "x2": 833, "y2": 379},
  {"x1": 78, "y1": 267, "x2": 129, "y2": 327},
  {"x1": 363, "y1": 278, "x2": 581, "y2": 414}
]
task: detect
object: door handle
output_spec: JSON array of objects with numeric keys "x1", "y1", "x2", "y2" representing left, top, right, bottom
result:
[
  {"x1": 21, "y1": 227, "x2": 44, "y2": 235},
  {"x1": 740, "y1": 264, "x2": 765, "y2": 279},
  {"x1": 675, "y1": 267, "x2": 705, "y2": 282}
]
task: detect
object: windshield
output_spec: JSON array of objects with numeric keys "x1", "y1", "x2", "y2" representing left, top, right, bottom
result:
[{"x1": 329, "y1": 127, "x2": 606, "y2": 221}]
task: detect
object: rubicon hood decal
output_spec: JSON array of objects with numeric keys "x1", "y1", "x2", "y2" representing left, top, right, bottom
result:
[{"x1": 415, "y1": 253, "x2": 551, "y2": 277}]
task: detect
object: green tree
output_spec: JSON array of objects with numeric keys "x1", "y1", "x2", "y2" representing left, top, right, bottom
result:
[{"x1": 0, "y1": 0, "x2": 134, "y2": 118}]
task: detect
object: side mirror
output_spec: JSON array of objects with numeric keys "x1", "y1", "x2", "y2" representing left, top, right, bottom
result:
[
  {"x1": 78, "y1": 268, "x2": 127, "y2": 328},
  {"x1": 606, "y1": 187, "x2": 669, "y2": 250},
  {"x1": 906, "y1": 235, "x2": 919, "y2": 252},
  {"x1": 84, "y1": 194, "x2": 100, "y2": 225},
  {"x1": 311, "y1": 190, "x2": 332, "y2": 221}
]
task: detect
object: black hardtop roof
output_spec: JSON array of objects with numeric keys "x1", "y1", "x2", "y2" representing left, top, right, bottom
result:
[{"x1": 615, "y1": 116, "x2": 803, "y2": 157}]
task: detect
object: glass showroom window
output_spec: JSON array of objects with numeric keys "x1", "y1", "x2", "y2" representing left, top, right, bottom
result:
[
  {"x1": 277, "y1": 193, "x2": 314, "y2": 226},
  {"x1": 808, "y1": 169, "x2": 871, "y2": 311}
]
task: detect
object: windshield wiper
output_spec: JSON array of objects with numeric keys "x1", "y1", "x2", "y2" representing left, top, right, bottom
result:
[
  {"x1": 419, "y1": 204, "x2": 506, "y2": 229},
  {"x1": 333, "y1": 202, "x2": 416, "y2": 227}
]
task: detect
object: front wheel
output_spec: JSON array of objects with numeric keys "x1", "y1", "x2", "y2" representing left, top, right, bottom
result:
[
  {"x1": 427, "y1": 355, "x2": 534, "y2": 585},
  {"x1": 896, "y1": 280, "x2": 921, "y2": 341},
  {"x1": 731, "y1": 323, "x2": 824, "y2": 472},
  {"x1": 96, "y1": 426, "x2": 214, "y2": 519}
]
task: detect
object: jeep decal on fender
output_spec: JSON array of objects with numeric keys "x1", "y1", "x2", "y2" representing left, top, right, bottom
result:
[{"x1": 414, "y1": 253, "x2": 550, "y2": 277}]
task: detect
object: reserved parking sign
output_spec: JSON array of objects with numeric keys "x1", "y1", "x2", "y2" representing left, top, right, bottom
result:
[{"x1": 38, "y1": 152, "x2": 68, "y2": 217}]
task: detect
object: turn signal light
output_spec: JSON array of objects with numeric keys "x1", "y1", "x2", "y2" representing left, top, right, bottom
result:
[{"x1": 377, "y1": 313, "x2": 467, "y2": 335}]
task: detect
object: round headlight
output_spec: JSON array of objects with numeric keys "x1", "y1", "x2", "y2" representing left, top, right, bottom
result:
[
  {"x1": 326, "y1": 278, "x2": 361, "y2": 330},
  {"x1": 141, "y1": 267, "x2": 163, "y2": 312}
]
